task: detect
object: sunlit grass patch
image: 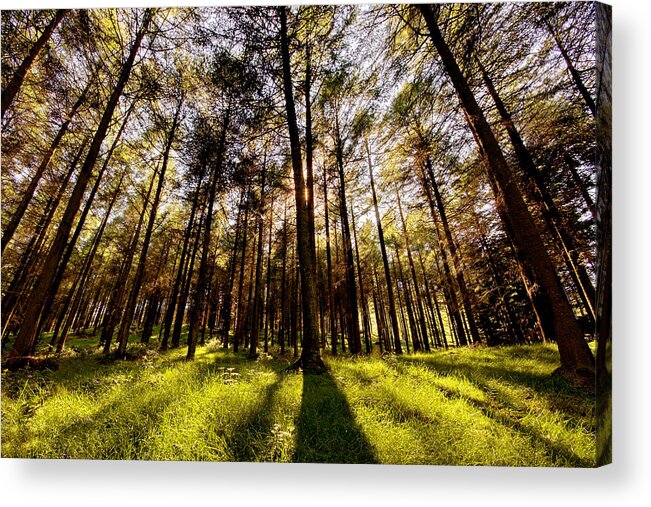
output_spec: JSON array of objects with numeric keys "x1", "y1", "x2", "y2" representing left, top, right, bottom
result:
[{"x1": 2, "y1": 342, "x2": 595, "y2": 466}]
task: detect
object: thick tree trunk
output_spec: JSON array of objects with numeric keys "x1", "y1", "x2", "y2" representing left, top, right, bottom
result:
[
  {"x1": 1, "y1": 9, "x2": 69, "y2": 118},
  {"x1": 478, "y1": 60, "x2": 596, "y2": 322},
  {"x1": 418, "y1": 5, "x2": 594, "y2": 377},
  {"x1": 279, "y1": 6, "x2": 323, "y2": 373}
]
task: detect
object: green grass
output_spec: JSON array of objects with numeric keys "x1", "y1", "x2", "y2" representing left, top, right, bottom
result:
[{"x1": 1, "y1": 339, "x2": 596, "y2": 466}]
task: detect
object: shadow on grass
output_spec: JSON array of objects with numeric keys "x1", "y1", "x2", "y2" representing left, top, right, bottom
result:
[
  {"x1": 228, "y1": 376, "x2": 283, "y2": 462},
  {"x1": 381, "y1": 358, "x2": 594, "y2": 467},
  {"x1": 342, "y1": 362, "x2": 592, "y2": 467},
  {"x1": 396, "y1": 353, "x2": 593, "y2": 417},
  {"x1": 293, "y1": 368, "x2": 377, "y2": 464},
  {"x1": 431, "y1": 381, "x2": 594, "y2": 467}
]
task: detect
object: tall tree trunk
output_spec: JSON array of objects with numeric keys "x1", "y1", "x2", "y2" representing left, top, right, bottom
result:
[
  {"x1": 425, "y1": 161, "x2": 481, "y2": 344},
  {"x1": 278, "y1": 202, "x2": 289, "y2": 355},
  {"x1": 117, "y1": 99, "x2": 183, "y2": 356},
  {"x1": 54, "y1": 173, "x2": 125, "y2": 352},
  {"x1": 396, "y1": 189, "x2": 431, "y2": 350},
  {"x1": 248, "y1": 153, "x2": 267, "y2": 360},
  {"x1": 1, "y1": 9, "x2": 69, "y2": 118},
  {"x1": 478, "y1": 60, "x2": 596, "y2": 322},
  {"x1": 172, "y1": 200, "x2": 204, "y2": 349},
  {"x1": 393, "y1": 245, "x2": 418, "y2": 352},
  {"x1": 350, "y1": 201, "x2": 372, "y2": 354},
  {"x1": 304, "y1": 41, "x2": 317, "y2": 257},
  {"x1": 7, "y1": 9, "x2": 153, "y2": 367},
  {"x1": 544, "y1": 19, "x2": 596, "y2": 117},
  {"x1": 472, "y1": 209, "x2": 526, "y2": 345},
  {"x1": 279, "y1": 6, "x2": 323, "y2": 372},
  {"x1": 102, "y1": 166, "x2": 156, "y2": 354},
  {"x1": 31, "y1": 103, "x2": 137, "y2": 355},
  {"x1": 418, "y1": 5, "x2": 594, "y2": 377},
  {"x1": 418, "y1": 162, "x2": 467, "y2": 345},
  {"x1": 233, "y1": 191, "x2": 251, "y2": 353},
  {"x1": 323, "y1": 168, "x2": 338, "y2": 356},
  {"x1": 334, "y1": 125, "x2": 362, "y2": 354},
  {"x1": 366, "y1": 139, "x2": 402, "y2": 354},
  {"x1": 416, "y1": 248, "x2": 443, "y2": 348},
  {"x1": 221, "y1": 187, "x2": 245, "y2": 349},
  {"x1": 563, "y1": 151, "x2": 595, "y2": 220},
  {"x1": 1, "y1": 140, "x2": 83, "y2": 340},
  {"x1": 263, "y1": 193, "x2": 274, "y2": 354},
  {"x1": 160, "y1": 181, "x2": 201, "y2": 350}
]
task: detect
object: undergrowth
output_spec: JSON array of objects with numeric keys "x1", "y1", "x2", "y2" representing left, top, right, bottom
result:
[{"x1": 1, "y1": 339, "x2": 596, "y2": 466}]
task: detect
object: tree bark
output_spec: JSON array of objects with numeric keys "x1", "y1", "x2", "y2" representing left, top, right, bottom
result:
[
  {"x1": 247, "y1": 153, "x2": 267, "y2": 360},
  {"x1": 220, "y1": 187, "x2": 245, "y2": 349},
  {"x1": 1, "y1": 140, "x2": 83, "y2": 340},
  {"x1": 279, "y1": 6, "x2": 323, "y2": 372},
  {"x1": 396, "y1": 189, "x2": 431, "y2": 350},
  {"x1": 160, "y1": 180, "x2": 201, "y2": 350},
  {"x1": 334, "y1": 125, "x2": 362, "y2": 354},
  {"x1": 418, "y1": 4, "x2": 594, "y2": 377},
  {"x1": 478, "y1": 60, "x2": 596, "y2": 322},
  {"x1": 544, "y1": 18, "x2": 596, "y2": 117}
]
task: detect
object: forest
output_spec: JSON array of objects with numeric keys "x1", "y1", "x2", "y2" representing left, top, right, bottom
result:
[{"x1": 1, "y1": 3, "x2": 611, "y2": 466}]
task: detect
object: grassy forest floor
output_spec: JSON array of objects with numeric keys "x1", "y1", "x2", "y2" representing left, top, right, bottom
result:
[{"x1": 1, "y1": 333, "x2": 596, "y2": 466}]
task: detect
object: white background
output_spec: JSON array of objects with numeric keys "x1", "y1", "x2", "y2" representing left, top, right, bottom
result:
[{"x1": 1, "y1": 0, "x2": 649, "y2": 505}]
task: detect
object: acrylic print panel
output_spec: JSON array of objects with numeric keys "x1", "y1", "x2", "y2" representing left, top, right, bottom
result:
[{"x1": 0, "y1": 2, "x2": 611, "y2": 467}]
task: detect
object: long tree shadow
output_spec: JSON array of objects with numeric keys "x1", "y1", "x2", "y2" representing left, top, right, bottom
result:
[
  {"x1": 3, "y1": 346, "x2": 286, "y2": 460},
  {"x1": 397, "y1": 354, "x2": 593, "y2": 418},
  {"x1": 293, "y1": 368, "x2": 377, "y2": 464},
  {"x1": 228, "y1": 375, "x2": 284, "y2": 462},
  {"x1": 380, "y1": 360, "x2": 593, "y2": 466},
  {"x1": 344, "y1": 363, "x2": 592, "y2": 467},
  {"x1": 430, "y1": 381, "x2": 594, "y2": 467}
]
